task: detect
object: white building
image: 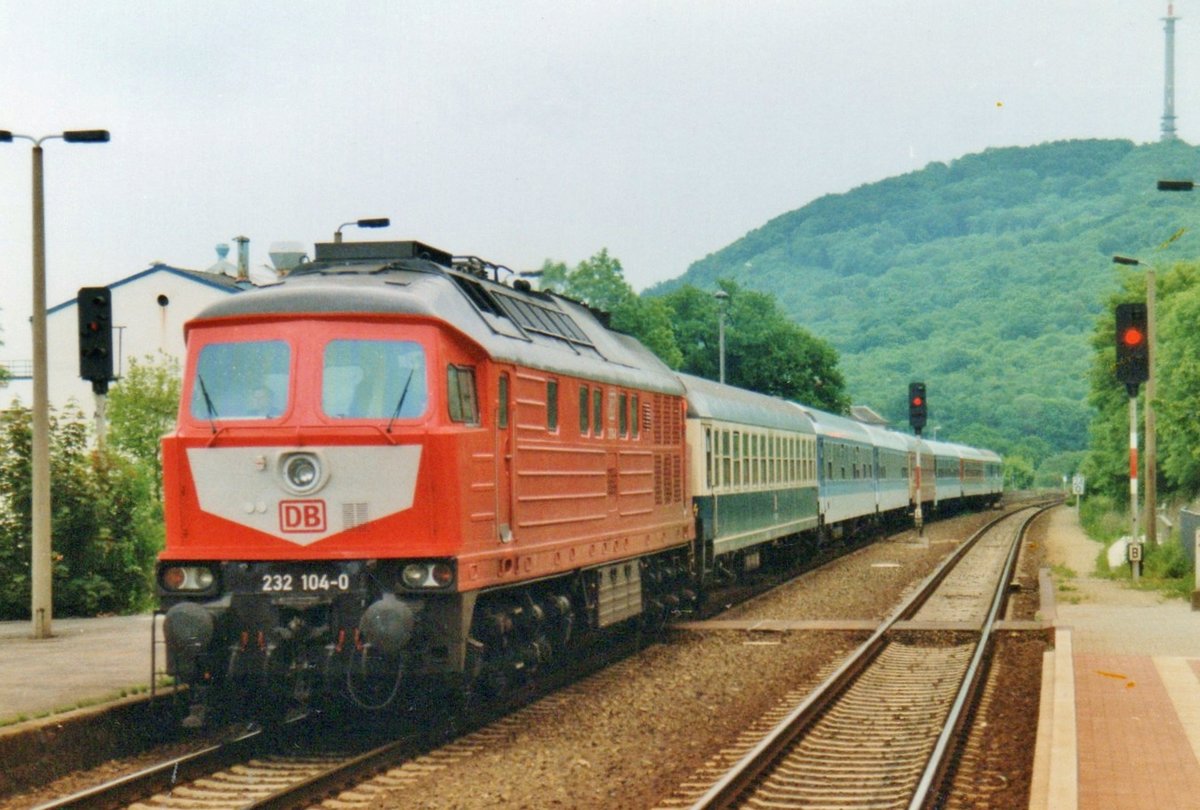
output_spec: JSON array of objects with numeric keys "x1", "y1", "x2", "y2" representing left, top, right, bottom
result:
[{"x1": 3, "y1": 261, "x2": 248, "y2": 412}]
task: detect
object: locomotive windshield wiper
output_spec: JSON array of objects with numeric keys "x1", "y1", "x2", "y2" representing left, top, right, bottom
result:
[
  {"x1": 385, "y1": 369, "x2": 415, "y2": 434},
  {"x1": 197, "y1": 373, "x2": 219, "y2": 434}
]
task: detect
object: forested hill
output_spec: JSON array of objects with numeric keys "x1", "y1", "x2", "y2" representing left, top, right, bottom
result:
[{"x1": 651, "y1": 138, "x2": 1200, "y2": 472}]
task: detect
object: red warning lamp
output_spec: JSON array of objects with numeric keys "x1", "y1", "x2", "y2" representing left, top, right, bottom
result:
[
  {"x1": 1115, "y1": 303, "x2": 1149, "y2": 389},
  {"x1": 908, "y1": 382, "x2": 927, "y2": 433},
  {"x1": 1121, "y1": 325, "x2": 1145, "y2": 347}
]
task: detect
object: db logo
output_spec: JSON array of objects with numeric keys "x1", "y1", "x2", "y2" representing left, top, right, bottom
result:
[{"x1": 279, "y1": 500, "x2": 327, "y2": 533}]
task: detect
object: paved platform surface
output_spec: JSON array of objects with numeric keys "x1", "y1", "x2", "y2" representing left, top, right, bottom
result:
[
  {"x1": 1033, "y1": 506, "x2": 1200, "y2": 810},
  {"x1": 0, "y1": 613, "x2": 158, "y2": 724}
]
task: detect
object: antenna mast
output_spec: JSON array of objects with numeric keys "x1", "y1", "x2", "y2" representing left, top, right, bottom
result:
[{"x1": 1162, "y1": 4, "x2": 1181, "y2": 141}]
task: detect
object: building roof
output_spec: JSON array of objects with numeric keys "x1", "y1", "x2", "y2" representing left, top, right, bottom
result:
[{"x1": 46, "y1": 263, "x2": 246, "y2": 315}]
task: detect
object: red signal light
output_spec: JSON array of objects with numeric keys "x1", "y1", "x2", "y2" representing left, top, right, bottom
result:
[
  {"x1": 1122, "y1": 327, "x2": 1144, "y2": 346},
  {"x1": 911, "y1": 396, "x2": 923, "y2": 407}
]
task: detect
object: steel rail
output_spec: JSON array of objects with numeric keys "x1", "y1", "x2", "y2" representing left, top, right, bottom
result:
[
  {"x1": 907, "y1": 501, "x2": 1057, "y2": 809},
  {"x1": 31, "y1": 723, "x2": 267, "y2": 810},
  {"x1": 686, "y1": 500, "x2": 1055, "y2": 810}
]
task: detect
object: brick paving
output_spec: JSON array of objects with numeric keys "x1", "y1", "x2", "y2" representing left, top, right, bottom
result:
[{"x1": 1044, "y1": 506, "x2": 1200, "y2": 810}]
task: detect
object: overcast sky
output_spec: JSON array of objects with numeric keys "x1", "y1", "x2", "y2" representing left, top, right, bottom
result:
[{"x1": 0, "y1": 1, "x2": 1189, "y2": 360}]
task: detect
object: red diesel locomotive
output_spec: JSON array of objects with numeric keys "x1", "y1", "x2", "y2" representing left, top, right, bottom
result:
[{"x1": 157, "y1": 240, "x2": 696, "y2": 723}]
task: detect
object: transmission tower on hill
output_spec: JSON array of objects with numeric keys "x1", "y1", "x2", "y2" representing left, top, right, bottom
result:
[{"x1": 1162, "y1": 3, "x2": 1180, "y2": 141}]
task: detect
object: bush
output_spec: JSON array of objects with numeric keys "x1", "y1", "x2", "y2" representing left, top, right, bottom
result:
[
  {"x1": 1080, "y1": 494, "x2": 1128, "y2": 544},
  {"x1": 1144, "y1": 533, "x2": 1193, "y2": 581},
  {"x1": 0, "y1": 403, "x2": 162, "y2": 618}
]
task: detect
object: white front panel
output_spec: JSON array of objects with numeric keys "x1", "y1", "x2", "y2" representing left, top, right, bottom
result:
[{"x1": 187, "y1": 445, "x2": 421, "y2": 546}]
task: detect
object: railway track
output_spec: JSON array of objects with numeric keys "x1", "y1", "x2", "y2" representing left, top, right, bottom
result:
[
  {"x1": 31, "y1": 621, "x2": 651, "y2": 810},
  {"x1": 659, "y1": 501, "x2": 1055, "y2": 810}
]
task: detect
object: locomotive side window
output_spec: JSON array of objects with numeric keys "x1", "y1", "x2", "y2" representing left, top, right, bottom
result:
[
  {"x1": 579, "y1": 385, "x2": 590, "y2": 434},
  {"x1": 631, "y1": 394, "x2": 640, "y2": 438},
  {"x1": 447, "y1": 366, "x2": 480, "y2": 424},
  {"x1": 190, "y1": 340, "x2": 290, "y2": 420},
  {"x1": 619, "y1": 393, "x2": 628, "y2": 437},
  {"x1": 547, "y1": 379, "x2": 559, "y2": 431},
  {"x1": 323, "y1": 340, "x2": 427, "y2": 420},
  {"x1": 593, "y1": 388, "x2": 603, "y2": 436},
  {"x1": 498, "y1": 374, "x2": 510, "y2": 429}
]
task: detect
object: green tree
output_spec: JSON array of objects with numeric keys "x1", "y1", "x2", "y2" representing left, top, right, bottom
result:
[
  {"x1": 1003, "y1": 455, "x2": 1036, "y2": 489},
  {"x1": 107, "y1": 353, "x2": 181, "y2": 497},
  {"x1": 539, "y1": 250, "x2": 683, "y2": 368},
  {"x1": 659, "y1": 281, "x2": 849, "y2": 412},
  {"x1": 1152, "y1": 262, "x2": 1200, "y2": 497},
  {"x1": 539, "y1": 252, "x2": 847, "y2": 410}
]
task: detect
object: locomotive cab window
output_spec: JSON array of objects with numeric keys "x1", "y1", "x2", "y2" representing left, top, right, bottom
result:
[
  {"x1": 323, "y1": 339, "x2": 427, "y2": 420},
  {"x1": 448, "y1": 366, "x2": 480, "y2": 424},
  {"x1": 190, "y1": 340, "x2": 290, "y2": 421}
]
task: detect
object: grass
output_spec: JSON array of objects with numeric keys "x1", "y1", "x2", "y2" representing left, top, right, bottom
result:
[
  {"x1": 0, "y1": 680, "x2": 168, "y2": 729},
  {"x1": 1082, "y1": 496, "x2": 1195, "y2": 601},
  {"x1": 1049, "y1": 562, "x2": 1082, "y2": 604}
]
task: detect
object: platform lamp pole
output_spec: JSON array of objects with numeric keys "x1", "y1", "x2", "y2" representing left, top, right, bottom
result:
[
  {"x1": 714, "y1": 289, "x2": 729, "y2": 384},
  {"x1": 0, "y1": 128, "x2": 110, "y2": 639}
]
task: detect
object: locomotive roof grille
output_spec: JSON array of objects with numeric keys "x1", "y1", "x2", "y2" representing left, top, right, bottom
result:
[
  {"x1": 448, "y1": 271, "x2": 594, "y2": 348},
  {"x1": 296, "y1": 240, "x2": 596, "y2": 350}
]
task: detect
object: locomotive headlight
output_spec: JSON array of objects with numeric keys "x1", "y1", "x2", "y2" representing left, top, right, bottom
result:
[
  {"x1": 401, "y1": 564, "x2": 427, "y2": 588},
  {"x1": 280, "y1": 452, "x2": 324, "y2": 495},
  {"x1": 400, "y1": 561, "x2": 455, "y2": 589},
  {"x1": 161, "y1": 564, "x2": 217, "y2": 592}
]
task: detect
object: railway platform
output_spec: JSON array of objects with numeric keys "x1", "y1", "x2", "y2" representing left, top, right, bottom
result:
[
  {"x1": 1033, "y1": 506, "x2": 1200, "y2": 810},
  {"x1": 0, "y1": 613, "x2": 156, "y2": 725}
]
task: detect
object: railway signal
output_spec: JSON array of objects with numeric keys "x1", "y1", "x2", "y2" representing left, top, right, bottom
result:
[
  {"x1": 1114, "y1": 302, "x2": 1149, "y2": 393},
  {"x1": 1113, "y1": 301, "x2": 1150, "y2": 580},
  {"x1": 78, "y1": 286, "x2": 114, "y2": 392},
  {"x1": 908, "y1": 382, "x2": 927, "y2": 434}
]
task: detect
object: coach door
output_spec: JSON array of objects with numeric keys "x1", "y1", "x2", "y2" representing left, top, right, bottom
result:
[{"x1": 496, "y1": 371, "x2": 514, "y2": 544}]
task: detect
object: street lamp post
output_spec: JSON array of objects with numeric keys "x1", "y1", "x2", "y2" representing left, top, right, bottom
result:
[
  {"x1": 714, "y1": 289, "x2": 729, "y2": 384},
  {"x1": 1113, "y1": 255, "x2": 1158, "y2": 553},
  {"x1": 1, "y1": 128, "x2": 110, "y2": 639}
]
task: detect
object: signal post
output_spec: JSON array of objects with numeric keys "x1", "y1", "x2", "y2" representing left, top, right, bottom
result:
[
  {"x1": 1114, "y1": 300, "x2": 1149, "y2": 580},
  {"x1": 909, "y1": 382, "x2": 927, "y2": 538},
  {"x1": 78, "y1": 287, "x2": 115, "y2": 450}
]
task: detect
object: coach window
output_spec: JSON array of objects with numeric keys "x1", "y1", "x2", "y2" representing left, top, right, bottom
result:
[
  {"x1": 619, "y1": 392, "x2": 628, "y2": 437},
  {"x1": 733, "y1": 432, "x2": 742, "y2": 487},
  {"x1": 705, "y1": 427, "x2": 713, "y2": 489},
  {"x1": 721, "y1": 431, "x2": 731, "y2": 488},
  {"x1": 593, "y1": 388, "x2": 603, "y2": 436},
  {"x1": 547, "y1": 379, "x2": 559, "y2": 431},
  {"x1": 498, "y1": 374, "x2": 509, "y2": 429},
  {"x1": 579, "y1": 385, "x2": 590, "y2": 434},
  {"x1": 447, "y1": 365, "x2": 479, "y2": 424}
]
